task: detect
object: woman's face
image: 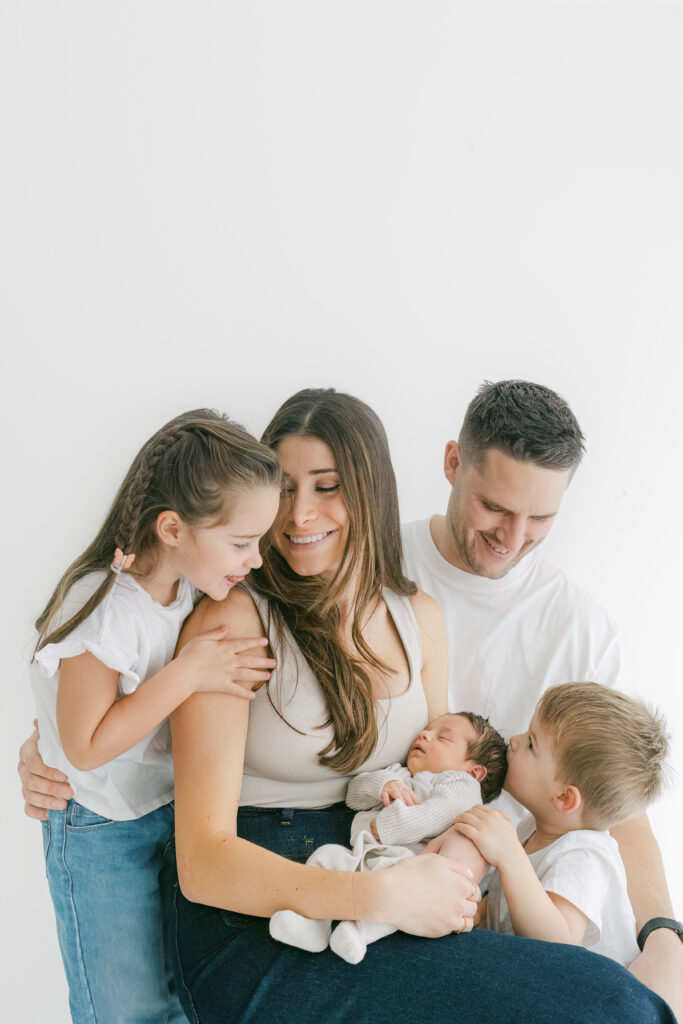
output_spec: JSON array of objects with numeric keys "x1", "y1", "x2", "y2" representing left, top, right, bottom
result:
[{"x1": 272, "y1": 435, "x2": 350, "y2": 579}]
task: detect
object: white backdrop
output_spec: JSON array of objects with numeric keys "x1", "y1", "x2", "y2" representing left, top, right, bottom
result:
[{"x1": 2, "y1": 4, "x2": 682, "y2": 1021}]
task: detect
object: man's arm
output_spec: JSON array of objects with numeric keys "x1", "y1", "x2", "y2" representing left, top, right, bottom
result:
[
  {"x1": 18, "y1": 722, "x2": 73, "y2": 820},
  {"x1": 612, "y1": 814, "x2": 682, "y2": 1019}
]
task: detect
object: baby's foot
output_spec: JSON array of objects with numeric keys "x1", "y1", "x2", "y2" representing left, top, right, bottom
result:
[
  {"x1": 269, "y1": 910, "x2": 331, "y2": 953},
  {"x1": 330, "y1": 921, "x2": 367, "y2": 964}
]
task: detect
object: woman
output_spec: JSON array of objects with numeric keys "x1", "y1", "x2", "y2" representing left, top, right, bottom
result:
[{"x1": 164, "y1": 389, "x2": 673, "y2": 1024}]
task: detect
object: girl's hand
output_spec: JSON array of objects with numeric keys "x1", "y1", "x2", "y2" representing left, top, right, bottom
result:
[
  {"x1": 452, "y1": 805, "x2": 520, "y2": 868},
  {"x1": 380, "y1": 779, "x2": 419, "y2": 807},
  {"x1": 177, "y1": 626, "x2": 276, "y2": 700},
  {"x1": 381, "y1": 854, "x2": 481, "y2": 937}
]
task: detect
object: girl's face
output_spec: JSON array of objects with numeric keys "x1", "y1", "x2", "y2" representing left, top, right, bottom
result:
[
  {"x1": 176, "y1": 484, "x2": 280, "y2": 600},
  {"x1": 272, "y1": 435, "x2": 350, "y2": 580}
]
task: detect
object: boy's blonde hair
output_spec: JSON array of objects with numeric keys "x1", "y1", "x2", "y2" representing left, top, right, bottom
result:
[{"x1": 536, "y1": 682, "x2": 669, "y2": 830}]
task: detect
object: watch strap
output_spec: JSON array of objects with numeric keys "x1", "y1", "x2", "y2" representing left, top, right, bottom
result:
[{"x1": 636, "y1": 916, "x2": 683, "y2": 951}]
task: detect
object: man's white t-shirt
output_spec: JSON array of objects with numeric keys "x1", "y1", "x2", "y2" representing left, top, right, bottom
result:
[
  {"x1": 486, "y1": 815, "x2": 639, "y2": 966},
  {"x1": 402, "y1": 517, "x2": 621, "y2": 736}
]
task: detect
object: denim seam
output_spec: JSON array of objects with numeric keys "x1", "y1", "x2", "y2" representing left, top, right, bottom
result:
[
  {"x1": 42, "y1": 817, "x2": 52, "y2": 864},
  {"x1": 57, "y1": 815, "x2": 99, "y2": 1023},
  {"x1": 170, "y1": 880, "x2": 201, "y2": 1024}
]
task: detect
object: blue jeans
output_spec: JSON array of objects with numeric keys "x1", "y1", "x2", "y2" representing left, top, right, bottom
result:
[
  {"x1": 161, "y1": 804, "x2": 676, "y2": 1024},
  {"x1": 42, "y1": 799, "x2": 187, "y2": 1024}
]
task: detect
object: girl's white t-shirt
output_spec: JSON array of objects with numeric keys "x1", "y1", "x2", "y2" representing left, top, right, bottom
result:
[{"x1": 30, "y1": 571, "x2": 195, "y2": 820}]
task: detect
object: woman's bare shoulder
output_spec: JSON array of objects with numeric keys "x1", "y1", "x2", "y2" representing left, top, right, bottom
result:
[
  {"x1": 201, "y1": 587, "x2": 264, "y2": 634},
  {"x1": 179, "y1": 587, "x2": 266, "y2": 647},
  {"x1": 409, "y1": 589, "x2": 447, "y2": 642}
]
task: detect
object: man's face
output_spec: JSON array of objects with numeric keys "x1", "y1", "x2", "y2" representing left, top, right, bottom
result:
[{"x1": 443, "y1": 444, "x2": 570, "y2": 579}]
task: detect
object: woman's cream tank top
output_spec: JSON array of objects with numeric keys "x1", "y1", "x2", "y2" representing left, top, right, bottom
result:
[{"x1": 239, "y1": 588, "x2": 429, "y2": 809}]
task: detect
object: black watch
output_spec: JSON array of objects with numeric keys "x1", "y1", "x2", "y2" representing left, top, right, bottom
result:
[{"x1": 636, "y1": 917, "x2": 683, "y2": 951}]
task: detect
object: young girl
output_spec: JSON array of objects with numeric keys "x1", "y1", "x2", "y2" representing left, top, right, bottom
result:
[{"x1": 30, "y1": 408, "x2": 281, "y2": 1024}]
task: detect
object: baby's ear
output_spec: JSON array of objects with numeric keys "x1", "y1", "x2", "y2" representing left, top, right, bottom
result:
[
  {"x1": 467, "y1": 763, "x2": 487, "y2": 784},
  {"x1": 552, "y1": 784, "x2": 582, "y2": 816}
]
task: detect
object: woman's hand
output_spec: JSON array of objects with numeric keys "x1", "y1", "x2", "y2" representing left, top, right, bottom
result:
[
  {"x1": 17, "y1": 721, "x2": 73, "y2": 820},
  {"x1": 379, "y1": 853, "x2": 481, "y2": 937},
  {"x1": 177, "y1": 626, "x2": 276, "y2": 700},
  {"x1": 452, "y1": 805, "x2": 520, "y2": 868}
]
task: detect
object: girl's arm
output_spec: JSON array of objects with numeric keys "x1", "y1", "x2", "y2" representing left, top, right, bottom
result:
[
  {"x1": 173, "y1": 589, "x2": 480, "y2": 936},
  {"x1": 57, "y1": 620, "x2": 274, "y2": 771},
  {"x1": 454, "y1": 806, "x2": 589, "y2": 944}
]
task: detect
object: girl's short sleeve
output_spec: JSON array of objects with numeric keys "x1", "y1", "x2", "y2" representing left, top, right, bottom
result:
[
  {"x1": 33, "y1": 575, "x2": 141, "y2": 693},
  {"x1": 33, "y1": 631, "x2": 141, "y2": 692}
]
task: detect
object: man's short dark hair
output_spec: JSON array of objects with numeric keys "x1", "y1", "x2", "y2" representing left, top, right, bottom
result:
[
  {"x1": 457, "y1": 711, "x2": 508, "y2": 803},
  {"x1": 458, "y1": 380, "x2": 585, "y2": 475}
]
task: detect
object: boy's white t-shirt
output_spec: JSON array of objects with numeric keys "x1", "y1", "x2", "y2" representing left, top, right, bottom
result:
[
  {"x1": 30, "y1": 571, "x2": 195, "y2": 820},
  {"x1": 486, "y1": 814, "x2": 639, "y2": 966}
]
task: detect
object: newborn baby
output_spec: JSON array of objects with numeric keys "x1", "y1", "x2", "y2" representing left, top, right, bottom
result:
[{"x1": 270, "y1": 711, "x2": 507, "y2": 963}]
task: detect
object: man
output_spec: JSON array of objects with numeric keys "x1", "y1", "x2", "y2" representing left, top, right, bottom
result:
[
  {"x1": 402, "y1": 378, "x2": 618, "y2": 735},
  {"x1": 399, "y1": 379, "x2": 681, "y2": 1016},
  {"x1": 19, "y1": 380, "x2": 682, "y2": 1015}
]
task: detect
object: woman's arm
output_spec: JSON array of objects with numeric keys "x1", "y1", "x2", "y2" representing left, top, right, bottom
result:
[
  {"x1": 173, "y1": 590, "x2": 481, "y2": 935},
  {"x1": 57, "y1": 624, "x2": 272, "y2": 772},
  {"x1": 410, "y1": 589, "x2": 489, "y2": 880},
  {"x1": 410, "y1": 590, "x2": 449, "y2": 720}
]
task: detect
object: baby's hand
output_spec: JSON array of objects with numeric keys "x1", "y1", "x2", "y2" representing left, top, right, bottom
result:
[
  {"x1": 178, "y1": 626, "x2": 276, "y2": 700},
  {"x1": 452, "y1": 806, "x2": 520, "y2": 868},
  {"x1": 381, "y1": 779, "x2": 419, "y2": 807}
]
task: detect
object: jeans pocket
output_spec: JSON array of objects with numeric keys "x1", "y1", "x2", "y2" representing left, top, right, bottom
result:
[
  {"x1": 66, "y1": 801, "x2": 117, "y2": 830},
  {"x1": 218, "y1": 908, "x2": 260, "y2": 932}
]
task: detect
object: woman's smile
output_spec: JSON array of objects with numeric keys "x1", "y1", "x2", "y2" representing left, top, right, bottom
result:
[{"x1": 273, "y1": 435, "x2": 350, "y2": 577}]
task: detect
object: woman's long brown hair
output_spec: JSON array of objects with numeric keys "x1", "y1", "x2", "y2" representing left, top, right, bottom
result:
[
  {"x1": 251, "y1": 388, "x2": 416, "y2": 774},
  {"x1": 35, "y1": 409, "x2": 281, "y2": 654}
]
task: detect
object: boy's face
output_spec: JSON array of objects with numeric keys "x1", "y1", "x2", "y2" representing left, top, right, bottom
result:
[
  {"x1": 406, "y1": 714, "x2": 479, "y2": 776},
  {"x1": 504, "y1": 713, "x2": 560, "y2": 815}
]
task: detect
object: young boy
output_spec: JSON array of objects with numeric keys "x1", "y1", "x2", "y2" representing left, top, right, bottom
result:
[
  {"x1": 270, "y1": 711, "x2": 508, "y2": 963},
  {"x1": 451, "y1": 682, "x2": 669, "y2": 966}
]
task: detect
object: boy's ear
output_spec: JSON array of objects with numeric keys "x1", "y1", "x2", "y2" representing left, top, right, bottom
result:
[
  {"x1": 552, "y1": 784, "x2": 582, "y2": 816},
  {"x1": 467, "y1": 763, "x2": 487, "y2": 784},
  {"x1": 156, "y1": 510, "x2": 183, "y2": 548}
]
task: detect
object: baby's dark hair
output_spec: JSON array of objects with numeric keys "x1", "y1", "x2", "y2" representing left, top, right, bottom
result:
[{"x1": 457, "y1": 711, "x2": 508, "y2": 803}]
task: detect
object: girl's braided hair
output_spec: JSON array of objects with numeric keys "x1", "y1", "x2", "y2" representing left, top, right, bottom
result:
[{"x1": 35, "y1": 409, "x2": 281, "y2": 653}]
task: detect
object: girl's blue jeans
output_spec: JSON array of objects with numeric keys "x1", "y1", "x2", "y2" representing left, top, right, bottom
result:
[
  {"x1": 42, "y1": 799, "x2": 187, "y2": 1024},
  {"x1": 162, "y1": 803, "x2": 676, "y2": 1024}
]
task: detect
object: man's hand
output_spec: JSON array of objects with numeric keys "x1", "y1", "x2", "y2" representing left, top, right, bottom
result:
[
  {"x1": 380, "y1": 779, "x2": 418, "y2": 807},
  {"x1": 18, "y1": 721, "x2": 73, "y2": 820},
  {"x1": 452, "y1": 805, "x2": 521, "y2": 868},
  {"x1": 629, "y1": 929, "x2": 683, "y2": 1021}
]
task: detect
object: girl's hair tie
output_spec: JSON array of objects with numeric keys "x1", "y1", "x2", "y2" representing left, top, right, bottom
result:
[{"x1": 111, "y1": 548, "x2": 135, "y2": 575}]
